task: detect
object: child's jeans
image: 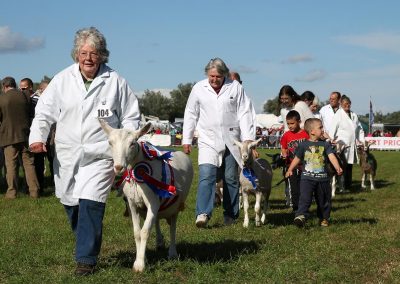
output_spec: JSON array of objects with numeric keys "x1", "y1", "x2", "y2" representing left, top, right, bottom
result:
[{"x1": 296, "y1": 179, "x2": 332, "y2": 220}]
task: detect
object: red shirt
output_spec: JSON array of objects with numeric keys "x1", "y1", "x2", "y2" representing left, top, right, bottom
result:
[{"x1": 281, "y1": 129, "x2": 309, "y2": 166}]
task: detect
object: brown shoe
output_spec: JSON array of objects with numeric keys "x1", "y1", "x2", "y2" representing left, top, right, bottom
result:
[
  {"x1": 75, "y1": 262, "x2": 96, "y2": 276},
  {"x1": 5, "y1": 189, "x2": 17, "y2": 200}
]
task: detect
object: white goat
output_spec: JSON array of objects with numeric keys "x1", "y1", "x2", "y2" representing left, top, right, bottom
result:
[
  {"x1": 358, "y1": 141, "x2": 377, "y2": 190},
  {"x1": 234, "y1": 139, "x2": 273, "y2": 228},
  {"x1": 100, "y1": 120, "x2": 193, "y2": 273}
]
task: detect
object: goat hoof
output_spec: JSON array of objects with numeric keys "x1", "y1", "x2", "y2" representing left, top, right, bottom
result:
[
  {"x1": 133, "y1": 260, "x2": 145, "y2": 273},
  {"x1": 261, "y1": 215, "x2": 266, "y2": 224},
  {"x1": 243, "y1": 221, "x2": 249, "y2": 228},
  {"x1": 255, "y1": 221, "x2": 261, "y2": 227}
]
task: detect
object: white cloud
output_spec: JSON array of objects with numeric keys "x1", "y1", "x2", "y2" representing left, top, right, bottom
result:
[
  {"x1": 0, "y1": 26, "x2": 44, "y2": 53},
  {"x1": 282, "y1": 54, "x2": 313, "y2": 64},
  {"x1": 334, "y1": 31, "x2": 400, "y2": 54},
  {"x1": 295, "y1": 69, "x2": 326, "y2": 82}
]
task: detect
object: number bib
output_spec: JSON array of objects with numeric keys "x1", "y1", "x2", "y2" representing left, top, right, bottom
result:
[{"x1": 97, "y1": 108, "x2": 112, "y2": 118}]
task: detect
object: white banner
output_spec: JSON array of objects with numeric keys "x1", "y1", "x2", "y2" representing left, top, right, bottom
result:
[{"x1": 365, "y1": 137, "x2": 400, "y2": 150}]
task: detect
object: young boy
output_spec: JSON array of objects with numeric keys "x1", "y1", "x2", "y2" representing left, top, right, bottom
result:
[
  {"x1": 286, "y1": 118, "x2": 343, "y2": 227},
  {"x1": 280, "y1": 110, "x2": 309, "y2": 211}
]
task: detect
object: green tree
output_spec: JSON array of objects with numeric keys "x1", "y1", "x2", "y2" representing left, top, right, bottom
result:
[
  {"x1": 381, "y1": 111, "x2": 400, "y2": 124},
  {"x1": 169, "y1": 82, "x2": 195, "y2": 121},
  {"x1": 138, "y1": 90, "x2": 172, "y2": 120},
  {"x1": 263, "y1": 96, "x2": 280, "y2": 115}
]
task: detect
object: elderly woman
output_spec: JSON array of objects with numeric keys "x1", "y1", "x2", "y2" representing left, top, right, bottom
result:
[
  {"x1": 310, "y1": 96, "x2": 321, "y2": 119},
  {"x1": 29, "y1": 27, "x2": 140, "y2": 276},
  {"x1": 279, "y1": 85, "x2": 314, "y2": 131},
  {"x1": 301, "y1": 90, "x2": 321, "y2": 119},
  {"x1": 183, "y1": 58, "x2": 256, "y2": 227},
  {"x1": 329, "y1": 95, "x2": 364, "y2": 190}
]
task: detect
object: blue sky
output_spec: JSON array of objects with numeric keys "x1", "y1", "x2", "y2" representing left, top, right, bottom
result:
[{"x1": 1, "y1": 1, "x2": 400, "y2": 115}]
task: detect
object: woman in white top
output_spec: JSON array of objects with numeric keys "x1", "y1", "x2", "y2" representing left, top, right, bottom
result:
[
  {"x1": 329, "y1": 95, "x2": 365, "y2": 190},
  {"x1": 279, "y1": 85, "x2": 314, "y2": 131}
]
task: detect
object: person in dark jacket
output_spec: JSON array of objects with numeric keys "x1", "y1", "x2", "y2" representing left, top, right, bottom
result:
[
  {"x1": 20, "y1": 78, "x2": 45, "y2": 192},
  {"x1": 0, "y1": 77, "x2": 39, "y2": 199}
]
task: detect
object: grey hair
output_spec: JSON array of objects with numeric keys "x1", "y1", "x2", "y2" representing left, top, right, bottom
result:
[
  {"x1": 204, "y1": 58, "x2": 230, "y2": 77},
  {"x1": 71, "y1": 27, "x2": 109, "y2": 64},
  {"x1": 312, "y1": 96, "x2": 320, "y2": 106}
]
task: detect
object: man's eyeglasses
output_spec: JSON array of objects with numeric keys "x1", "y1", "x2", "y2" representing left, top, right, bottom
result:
[{"x1": 20, "y1": 87, "x2": 28, "y2": 90}]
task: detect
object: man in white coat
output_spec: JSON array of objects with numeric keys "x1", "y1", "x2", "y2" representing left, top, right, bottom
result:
[
  {"x1": 183, "y1": 58, "x2": 256, "y2": 227},
  {"x1": 29, "y1": 27, "x2": 140, "y2": 276},
  {"x1": 329, "y1": 95, "x2": 364, "y2": 190},
  {"x1": 320, "y1": 91, "x2": 341, "y2": 133}
]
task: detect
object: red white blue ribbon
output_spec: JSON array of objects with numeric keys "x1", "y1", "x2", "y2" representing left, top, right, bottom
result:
[{"x1": 113, "y1": 142, "x2": 176, "y2": 199}]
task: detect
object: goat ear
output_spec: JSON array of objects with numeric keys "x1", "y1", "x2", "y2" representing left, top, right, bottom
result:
[
  {"x1": 233, "y1": 140, "x2": 243, "y2": 149},
  {"x1": 249, "y1": 139, "x2": 260, "y2": 149},
  {"x1": 138, "y1": 121, "x2": 152, "y2": 137},
  {"x1": 99, "y1": 118, "x2": 113, "y2": 135}
]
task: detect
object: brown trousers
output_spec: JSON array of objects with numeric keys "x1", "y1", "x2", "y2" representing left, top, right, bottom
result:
[{"x1": 3, "y1": 142, "x2": 39, "y2": 194}]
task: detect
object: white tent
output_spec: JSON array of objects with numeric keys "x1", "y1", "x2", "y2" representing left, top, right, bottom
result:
[{"x1": 256, "y1": 113, "x2": 283, "y2": 129}]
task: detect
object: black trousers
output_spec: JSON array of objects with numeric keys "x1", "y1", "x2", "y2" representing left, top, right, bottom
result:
[{"x1": 344, "y1": 164, "x2": 353, "y2": 189}]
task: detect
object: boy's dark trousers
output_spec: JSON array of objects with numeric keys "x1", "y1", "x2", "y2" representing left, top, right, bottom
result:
[
  {"x1": 343, "y1": 164, "x2": 353, "y2": 189},
  {"x1": 288, "y1": 170, "x2": 301, "y2": 211},
  {"x1": 296, "y1": 179, "x2": 332, "y2": 220}
]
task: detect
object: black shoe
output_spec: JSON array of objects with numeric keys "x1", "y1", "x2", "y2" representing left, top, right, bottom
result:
[{"x1": 75, "y1": 262, "x2": 96, "y2": 276}]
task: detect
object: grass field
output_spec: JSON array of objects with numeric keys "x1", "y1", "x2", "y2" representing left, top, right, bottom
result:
[{"x1": 0, "y1": 148, "x2": 399, "y2": 283}]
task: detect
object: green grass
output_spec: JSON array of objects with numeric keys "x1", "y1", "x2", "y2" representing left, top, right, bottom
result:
[{"x1": 0, "y1": 148, "x2": 399, "y2": 283}]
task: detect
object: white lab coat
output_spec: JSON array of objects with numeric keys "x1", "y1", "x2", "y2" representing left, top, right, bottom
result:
[
  {"x1": 29, "y1": 63, "x2": 140, "y2": 206},
  {"x1": 183, "y1": 78, "x2": 256, "y2": 167},
  {"x1": 320, "y1": 104, "x2": 339, "y2": 132},
  {"x1": 329, "y1": 108, "x2": 365, "y2": 164}
]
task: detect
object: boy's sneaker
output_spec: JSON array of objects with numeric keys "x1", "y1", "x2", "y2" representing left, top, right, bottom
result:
[
  {"x1": 294, "y1": 215, "x2": 306, "y2": 228},
  {"x1": 320, "y1": 219, "x2": 329, "y2": 227},
  {"x1": 195, "y1": 213, "x2": 209, "y2": 228}
]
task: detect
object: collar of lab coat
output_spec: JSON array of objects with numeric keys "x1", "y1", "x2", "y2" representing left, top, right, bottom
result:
[
  {"x1": 203, "y1": 78, "x2": 234, "y2": 96},
  {"x1": 72, "y1": 63, "x2": 111, "y2": 95}
]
